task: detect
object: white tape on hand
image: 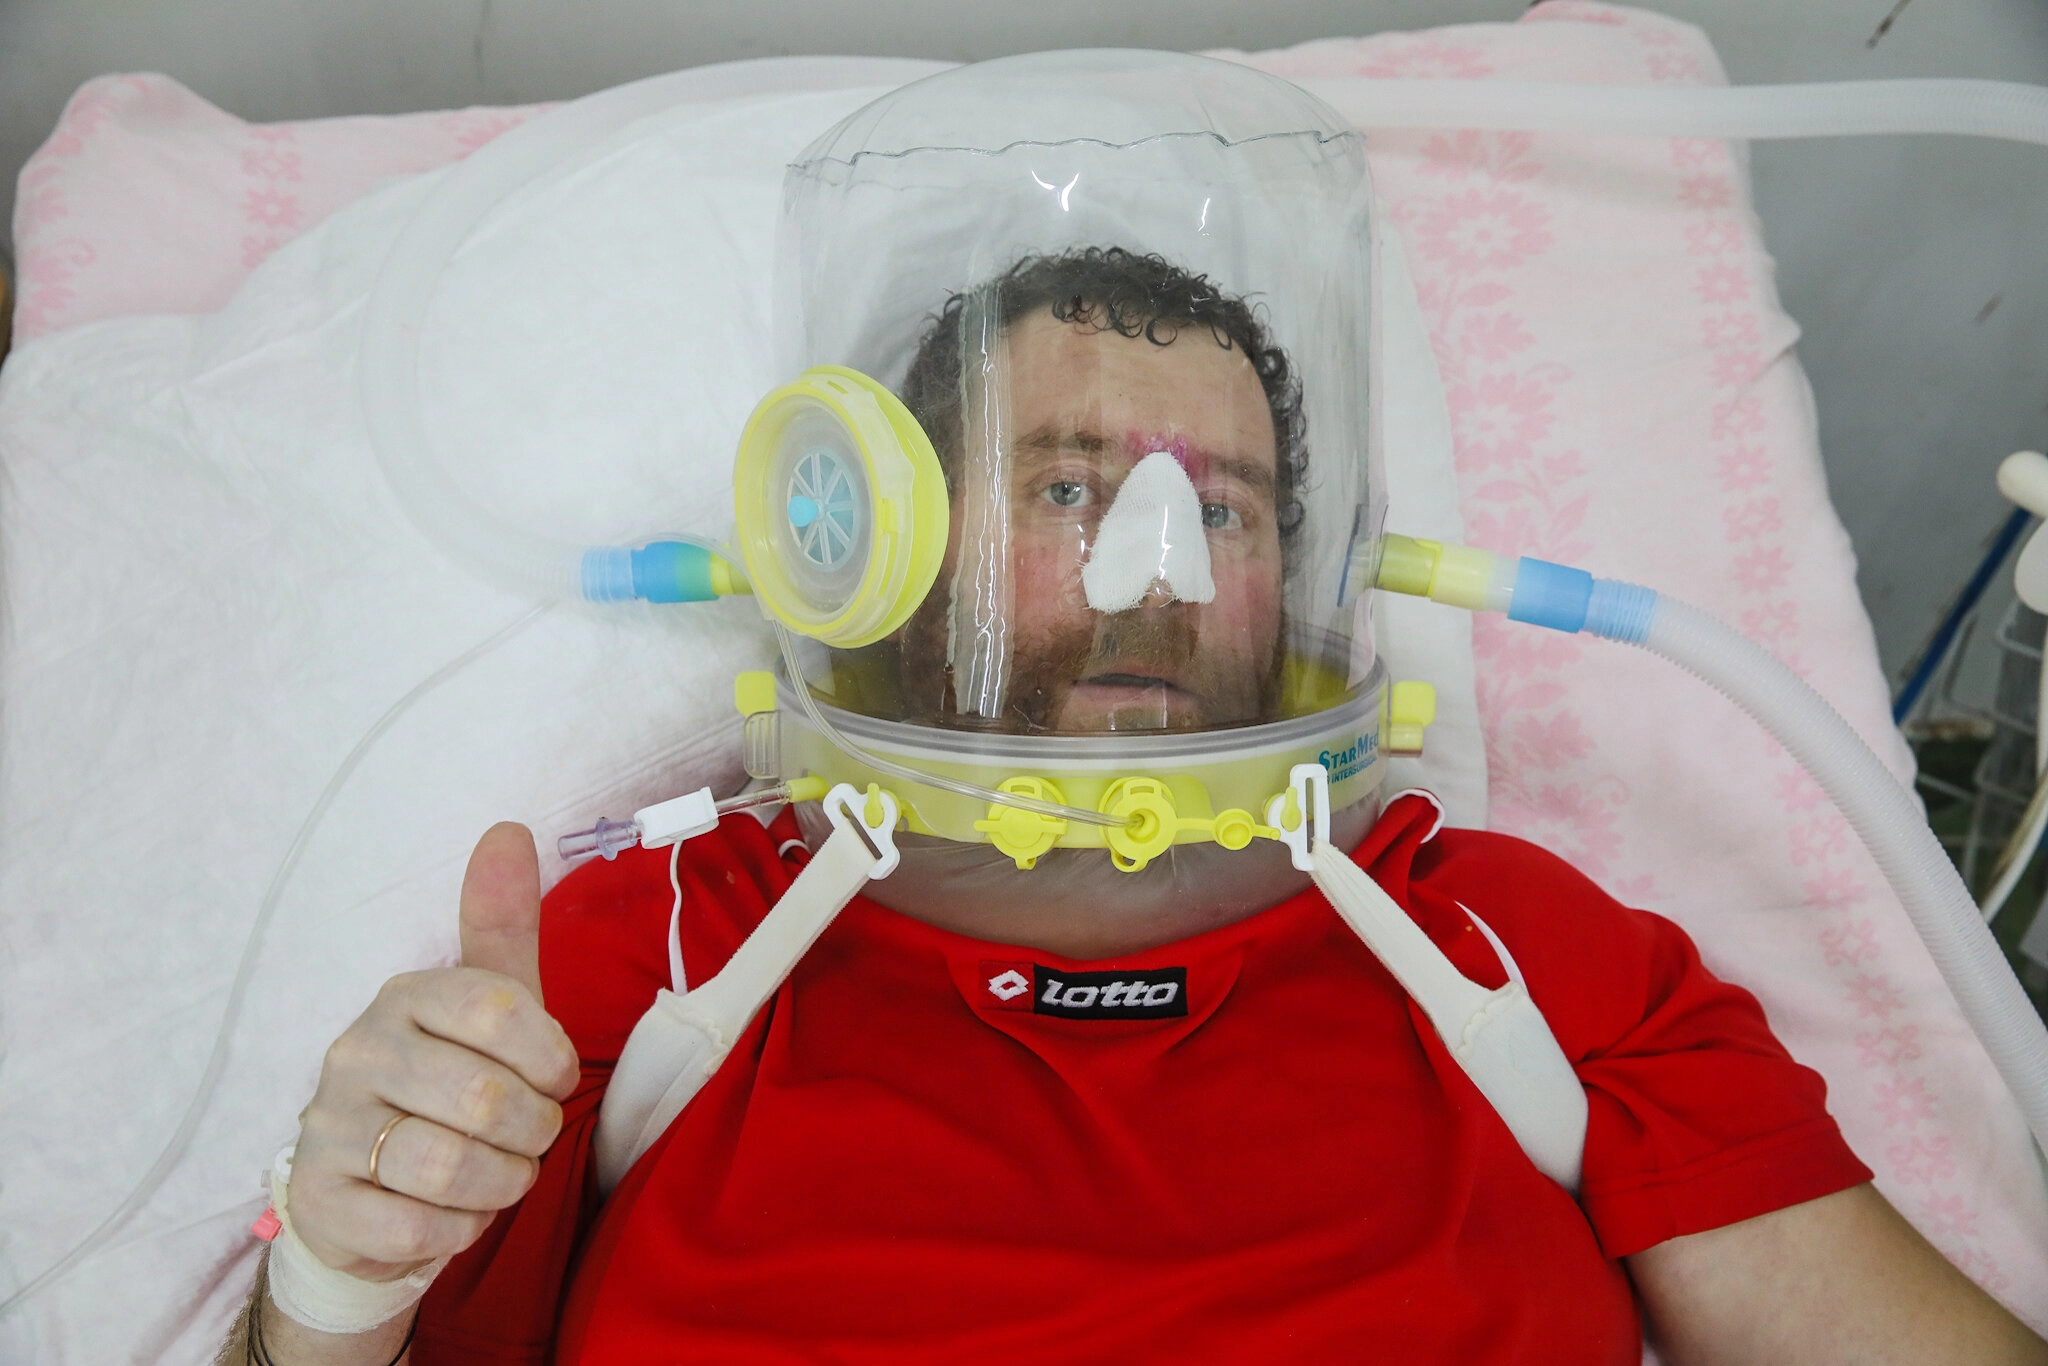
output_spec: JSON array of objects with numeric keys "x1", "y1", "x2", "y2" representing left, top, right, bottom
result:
[{"x1": 265, "y1": 1168, "x2": 449, "y2": 1335}]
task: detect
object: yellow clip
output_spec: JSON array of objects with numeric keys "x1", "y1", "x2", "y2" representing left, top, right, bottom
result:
[
  {"x1": 1101, "y1": 777, "x2": 1179, "y2": 874},
  {"x1": 1385, "y1": 680, "x2": 1438, "y2": 757},
  {"x1": 1277, "y1": 787, "x2": 1302, "y2": 833},
  {"x1": 863, "y1": 782, "x2": 887, "y2": 829},
  {"x1": 973, "y1": 776, "x2": 1069, "y2": 869},
  {"x1": 733, "y1": 671, "x2": 778, "y2": 717},
  {"x1": 1208, "y1": 808, "x2": 1266, "y2": 851}
]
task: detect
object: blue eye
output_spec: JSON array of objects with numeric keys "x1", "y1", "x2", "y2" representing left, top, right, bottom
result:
[
  {"x1": 1201, "y1": 502, "x2": 1241, "y2": 531},
  {"x1": 1046, "y1": 480, "x2": 1090, "y2": 508}
]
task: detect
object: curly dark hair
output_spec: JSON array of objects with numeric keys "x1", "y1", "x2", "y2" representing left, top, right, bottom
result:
[{"x1": 898, "y1": 246, "x2": 1307, "y2": 543}]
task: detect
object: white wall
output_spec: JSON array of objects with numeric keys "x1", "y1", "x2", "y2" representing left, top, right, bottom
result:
[{"x1": 3, "y1": 0, "x2": 2046, "y2": 691}]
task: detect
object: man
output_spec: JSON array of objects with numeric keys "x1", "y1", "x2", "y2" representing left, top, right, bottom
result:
[{"x1": 222, "y1": 249, "x2": 2048, "y2": 1364}]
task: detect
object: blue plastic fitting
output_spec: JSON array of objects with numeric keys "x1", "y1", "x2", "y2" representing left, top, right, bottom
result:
[
  {"x1": 1506, "y1": 557, "x2": 1594, "y2": 634},
  {"x1": 578, "y1": 541, "x2": 722, "y2": 603}
]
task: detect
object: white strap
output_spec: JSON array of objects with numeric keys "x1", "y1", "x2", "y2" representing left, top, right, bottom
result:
[
  {"x1": 666, "y1": 841, "x2": 687, "y2": 994},
  {"x1": 593, "y1": 786, "x2": 896, "y2": 1194},
  {"x1": 1308, "y1": 837, "x2": 1588, "y2": 1192}
]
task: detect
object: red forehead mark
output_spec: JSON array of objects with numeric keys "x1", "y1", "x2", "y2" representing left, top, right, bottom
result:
[{"x1": 1123, "y1": 431, "x2": 1193, "y2": 472}]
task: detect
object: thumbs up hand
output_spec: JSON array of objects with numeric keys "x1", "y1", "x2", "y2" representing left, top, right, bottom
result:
[{"x1": 286, "y1": 823, "x2": 582, "y2": 1282}]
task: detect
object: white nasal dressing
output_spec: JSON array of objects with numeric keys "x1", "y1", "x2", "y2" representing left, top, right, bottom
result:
[
  {"x1": 1081, "y1": 451, "x2": 1217, "y2": 612},
  {"x1": 264, "y1": 1163, "x2": 447, "y2": 1334}
]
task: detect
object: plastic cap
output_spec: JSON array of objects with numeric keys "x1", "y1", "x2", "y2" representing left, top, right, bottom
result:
[
  {"x1": 734, "y1": 671, "x2": 779, "y2": 716},
  {"x1": 1997, "y1": 451, "x2": 2048, "y2": 517},
  {"x1": 1385, "y1": 680, "x2": 1437, "y2": 756}
]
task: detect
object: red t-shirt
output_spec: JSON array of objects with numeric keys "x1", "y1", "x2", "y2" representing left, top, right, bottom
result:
[{"x1": 414, "y1": 794, "x2": 1869, "y2": 1364}]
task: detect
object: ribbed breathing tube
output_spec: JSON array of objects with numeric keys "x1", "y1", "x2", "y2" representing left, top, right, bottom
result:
[{"x1": 1375, "y1": 535, "x2": 2048, "y2": 1160}]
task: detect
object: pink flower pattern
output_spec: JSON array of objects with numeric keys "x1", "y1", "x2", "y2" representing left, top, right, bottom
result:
[
  {"x1": 1655, "y1": 34, "x2": 2002, "y2": 1290},
  {"x1": 1353, "y1": 39, "x2": 1493, "y2": 80},
  {"x1": 11, "y1": 78, "x2": 144, "y2": 334},
  {"x1": 11, "y1": 77, "x2": 550, "y2": 340},
  {"x1": 1819, "y1": 918, "x2": 1880, "y2": 965},
  {"x1": 1348, "y1": 0, "x2": 2008, "y2": 1301},
  {"x1": 1874, "y1": 1076, "x2": 1937, "y2": 1130},
  {"x1": 1414, "y1": 189, "x2": 1554, "y2": 274}
]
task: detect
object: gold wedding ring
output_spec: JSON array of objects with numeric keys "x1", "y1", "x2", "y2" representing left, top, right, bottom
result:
[{"x1": 367, "y1": 1111, "x2": 411, "y2": 1192}]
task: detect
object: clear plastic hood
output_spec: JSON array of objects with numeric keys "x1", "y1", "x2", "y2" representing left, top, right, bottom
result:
[{"x1": 776, "y1": 49, "x2": 1384, "y2": 740}]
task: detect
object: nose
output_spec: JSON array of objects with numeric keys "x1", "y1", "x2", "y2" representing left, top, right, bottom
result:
[
  {"x1": 1081, "y1": 450, "x2": 1217, "y2": 613},
  {"x1": 1135, "y1": 578, "x2": 1183, "y2": 611}
]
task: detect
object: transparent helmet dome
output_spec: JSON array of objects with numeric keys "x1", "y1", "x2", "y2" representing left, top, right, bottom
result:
[{"x1": 776, "y1": 49, "x2": 1382, "y2": 741}]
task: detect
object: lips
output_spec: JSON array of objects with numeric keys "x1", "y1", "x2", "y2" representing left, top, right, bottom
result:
[
  {"x1": 1064, "y1": 673, "x2": 1202, "y2": 731},
  {"x1": 1081, "y1": 672, "x2": 1182, "y2": 691}
]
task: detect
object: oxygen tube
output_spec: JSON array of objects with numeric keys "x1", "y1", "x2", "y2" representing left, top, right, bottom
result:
[{"x1": 1371, "y1": 535, "x2": 2048, "y2": 1161}]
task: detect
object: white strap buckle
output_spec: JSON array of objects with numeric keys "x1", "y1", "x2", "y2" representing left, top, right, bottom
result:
[
  {"x1": 1265, "y1": 763, "x2": 1331, "y2": 872},
  {"x1": 823, "y1": 783, "x2": 901, "y2": 879}
]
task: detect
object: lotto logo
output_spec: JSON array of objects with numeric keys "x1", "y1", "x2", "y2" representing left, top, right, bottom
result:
[
  {"x1": 986, "y1": 969, "x2": 1030, "y2": 1001},
  {"x1": 977, "y1": 960, "x2": 1188, "y2": 1019}
]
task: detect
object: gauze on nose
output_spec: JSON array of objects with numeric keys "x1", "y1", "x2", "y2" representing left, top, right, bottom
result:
[{"x1": 1081, "y1": 450, "x2": 1217, "y2": 612}]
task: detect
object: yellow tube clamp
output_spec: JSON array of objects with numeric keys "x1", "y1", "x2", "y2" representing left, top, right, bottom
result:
[
  {"x1": 1384, "y1": 680, "x2": 1438, "y2": 757},
  {"x1": 975, "y1": 776, "x2": 1070, "y2": 870}
]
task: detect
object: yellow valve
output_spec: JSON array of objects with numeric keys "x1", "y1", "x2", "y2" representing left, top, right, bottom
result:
[
  {"x1": 1210, "y1": 808, "x2": 1260, "y2": 851},
  {"x1": 1385, "y1": 680, "x2": 1438, "y2": 757},
  {"x1": 732, "y1": 366, "x2": 947, "y2": 650},
  {"x1": 1101, "y1": 777, "x2": 1179, "y2": 873},
  {"x1": 1278, "y1": 786, "x2": 1303, "y2": 833},
  {"x1": 708, "y1": 557, "x2": 750, "y2": 596},
  {"x1": 973, "y1": 776, "x2": 1069, "y2": 869},
  {"x1": 734, "y1": 670, "x2": 779, "y2": 717},
  {"x1": 785, "y1": 775, "x2": 830, "y2": 804}
]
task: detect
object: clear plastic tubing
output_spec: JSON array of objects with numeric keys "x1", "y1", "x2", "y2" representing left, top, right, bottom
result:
[
  {"x1": 1300, "y1": 77, "x2": 2048, "y2": 147},
  {"x1": 0, "y1": 606, "x2": 553, "y2": 1318},
  {"x1": 1378, "y1": 537, "x2": 2048, "y2": 1158},
  {"x1": 360, "y1": 73, "x2": 2048, "y2": 606}
]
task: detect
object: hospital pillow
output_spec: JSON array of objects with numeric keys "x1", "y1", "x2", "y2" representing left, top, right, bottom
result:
[{"x1": 2, "y1": 3, "x2": 2043, "y2": 1361}]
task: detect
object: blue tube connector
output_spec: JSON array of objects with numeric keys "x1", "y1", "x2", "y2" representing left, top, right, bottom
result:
[
  {"x1": 1505, "y1": 558, "x2": 1594, "y2": 634},
  {"x1": 1506, "y1": 556, "x2": 1658, "y2": 642},
  {"x1": 580, "y1": 540, "x2": 742, "y2": 603},
  {"x1": 1374, "y1": 535, "x2": 1658, "y2": 642}
]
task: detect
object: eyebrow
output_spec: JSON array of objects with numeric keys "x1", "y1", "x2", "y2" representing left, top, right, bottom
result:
[{"x1": 1011, "y1": 424, "x2": 1276, "y2": 497}]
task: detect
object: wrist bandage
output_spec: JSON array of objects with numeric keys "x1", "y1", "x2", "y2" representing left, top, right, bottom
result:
[{"x1": 263, "y1": 1150, "x2": 449, "y2": 1335}]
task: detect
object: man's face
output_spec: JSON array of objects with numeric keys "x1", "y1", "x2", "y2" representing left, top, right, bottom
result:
[{"x1": 907, "y1": 310, "x2": 1286, "y2": 733}]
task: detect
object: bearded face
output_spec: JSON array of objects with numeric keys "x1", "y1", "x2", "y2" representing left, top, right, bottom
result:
[{"x1": 898, "y1": 311, "x2": 1286, "y2": 734}]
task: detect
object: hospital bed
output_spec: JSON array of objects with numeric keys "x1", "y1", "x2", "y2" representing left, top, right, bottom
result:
[{"x1": 2, "y1": 3, "x2": 2045, "y2": 1359}]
